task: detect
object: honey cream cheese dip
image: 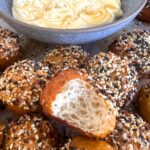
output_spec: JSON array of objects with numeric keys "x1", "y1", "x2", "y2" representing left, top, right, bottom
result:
[{"x1": 12, "y1": 0, "x2": 123, "y2": 29}]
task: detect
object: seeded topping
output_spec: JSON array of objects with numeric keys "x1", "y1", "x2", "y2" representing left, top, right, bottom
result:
[
  {"x1": 88, "y1": 52, "x2": 138, "y2": 109},
  {"x1": 4, "y1": 115, "x2": 57, "y2": 150},
  {"x1": 60, "y1": 140, "x2": 71, "y2": 150},
  {"x1": 105, "y1": 110, "x2": 150, "y2": 150},
  {"x1": 0, "y1": 27, "x2": 20, "y2": 59},
  {"x1": 42, "y1": 45, "x2": 89, "y2": 74},
  {"x1": 0, "y1": 59, "x2": 51, "y2": 114},
  {"x1": 110, "y1": 30, "x2": 150, "y2": 78}
]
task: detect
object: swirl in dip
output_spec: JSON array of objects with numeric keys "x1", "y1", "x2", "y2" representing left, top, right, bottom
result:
[{"x1": 12, "y1": 0, "x2": 123, "y2": 29}]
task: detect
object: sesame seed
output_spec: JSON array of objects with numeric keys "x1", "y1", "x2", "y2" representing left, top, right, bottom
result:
[
  {"x1": 0, "y1": 59, "x2": 51, "y2": 114},
  {"x1": 105, "y1": 110, "x2": 150, "y2": 149},
  {"x1": 0, "y1": 27, "x2": 20, "y2": 59},
  {"x1": 110, "y1": 30, "x2": 150, "y2": 78},
  {"x1": 5, "y1": 115, "x2": 57, "y2": 149},
  {"x1": 88, "y1": 52, "x2": 138, "y2": 108},
  {"x1": 42, "y1": 45, "x2": 89, "y2": 75}
]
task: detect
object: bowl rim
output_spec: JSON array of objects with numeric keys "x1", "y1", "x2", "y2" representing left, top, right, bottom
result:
[{"x1": 0, "y1": 0, "x2": 147, "y2": 34}]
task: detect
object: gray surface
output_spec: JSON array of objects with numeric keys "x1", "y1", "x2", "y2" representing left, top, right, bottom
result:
[
  {"x1": 0, "y1": 18, "x2": 149, "y2": 58},
  {"x1": 0, "y1": 0, "x2": 147, "y2": 44}
]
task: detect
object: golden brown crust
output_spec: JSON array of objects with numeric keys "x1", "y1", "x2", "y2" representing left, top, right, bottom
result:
[
  {"x1": 0, "y1": 27, "x2": 21, "y2": 70},
  {"x1": 41, "y1": 69, "x2": 82, "y2": 116},
  {"x1": 88, "y1": 52, "x2": 138, "y2": 108},
  {"x1": 4, "y1": 115, "x2": 57, "y2": 150},
  {"x1": 0, "y1": 59, "x2": 51, "y2": 115},
  {"x1": 0, "y1": 54, "x2": 21, "y2": 71},
  {"x1": 50, "y1": 114, "x2": 115, "y2": 140},
  {"x1": 41, "y1": 69, "x2": 116, "y2": 139},
  {"x1": 108, "y1": 30, "x2": 150, "y2": 79},
  {"x1": 42, "y1": 45, "x2": 89, "y2": 74},
  {"x1": 139, "y1": 82, "x2": 150, "y2": 123},
  {"x1": 48, "y1": 115, "x2": 103, "y2": 139},
  {"x1": 70, "y1": 136, "x2": 114, "y2": 150},
  {"x1": 105, "y1": 110, "x2": 150, "y2": 150}
]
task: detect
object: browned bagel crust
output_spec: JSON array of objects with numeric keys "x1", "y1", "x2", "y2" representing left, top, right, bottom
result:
[
  {"x1": 0, "y1": 27, "x2": 21, "y2": 70},
  {"x1": 105, "y1": 110, "x2": 150, "y2": 150},
  {"x1": 70, "y1": 136, "x2": 114, "y2": 150},
  {"x1": 41, "y1": 69, "x2": 82, "y2": 116},
  {"x1": 4, "y1": 115, "x2": 57, "y2": 150},
  {"x1": 88, "y1": 52, "x2": 138, "y2": 108},
  {"x1": 42, "y1": 45, "x2": 89, "y2": 75},
  {"x1": 0, "y1": 59, "x2": 51, "y2": 115},
  {"x1": 137, "y1": 0, "x2": 150, "y2": 22},
  {"x1": 138, "y1": 82, "x2": 150, "y2": 123},
  {"x1": 41, "y1": 69, "x2": 116, "y2": 139},
  {"x1": 109, "y1": 30, "x2": 150, "y2": 79}
]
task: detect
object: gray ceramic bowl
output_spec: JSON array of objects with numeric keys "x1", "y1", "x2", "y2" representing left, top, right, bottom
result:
[{"x1": 0, "y1": 0, "x2": 147, "y2": 44}]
